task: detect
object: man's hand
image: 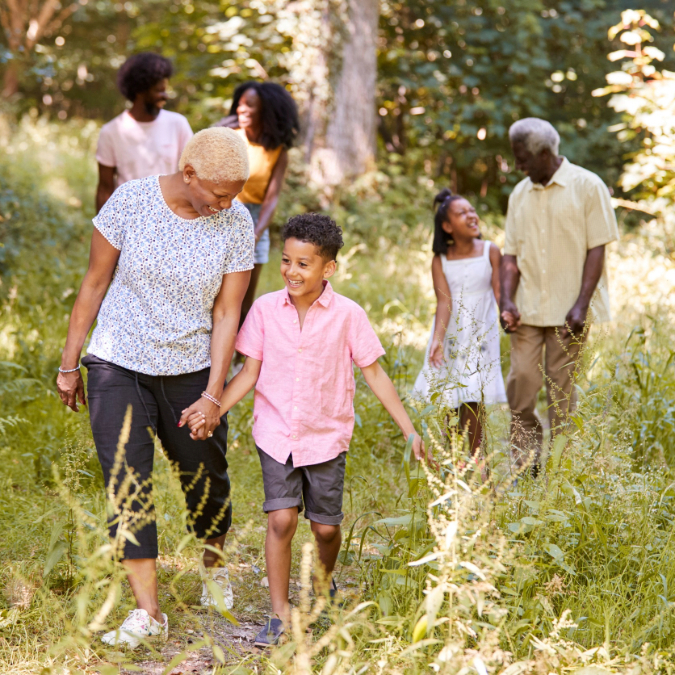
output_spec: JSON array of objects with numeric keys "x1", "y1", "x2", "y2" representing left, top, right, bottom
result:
[{"x1": 563, "y1": 302, "x2": 588, "y2": 338}]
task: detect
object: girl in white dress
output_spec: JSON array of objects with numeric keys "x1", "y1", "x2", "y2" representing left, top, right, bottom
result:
[{"x1": 413, "y1": 189, "x2": 506, "y2": 457}]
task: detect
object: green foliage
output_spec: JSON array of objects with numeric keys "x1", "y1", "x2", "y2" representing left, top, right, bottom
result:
[
  {"x1": 377, "y1": 0, "x2": 675, "y2": 207},
  {"x1": 596, "y1": 9, "x2": 675, "y2": 218}
]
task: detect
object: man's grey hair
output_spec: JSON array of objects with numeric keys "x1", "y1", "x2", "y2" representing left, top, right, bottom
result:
[{"x1": 509, "y1": 118, "x2": 560, "y2": 156}]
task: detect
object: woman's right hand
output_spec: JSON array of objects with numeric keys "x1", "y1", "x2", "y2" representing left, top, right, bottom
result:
[
  {"x1": 429, "y1": 334, "x2": 445, "y2": 368},
  {"x1": 57, "y1": 370, "x2": 87, "y2": 412}
]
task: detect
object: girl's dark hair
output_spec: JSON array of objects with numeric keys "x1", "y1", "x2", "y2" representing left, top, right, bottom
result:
[
  {"x1": 229, "y1": 81, "x2": 300, "y2": 151},
  {"x1": 117, "y1": 53, "x2": 173, "y2": 101},
  {"x1": 433, "y1": 188, "x2": 466, "y2": 254}
]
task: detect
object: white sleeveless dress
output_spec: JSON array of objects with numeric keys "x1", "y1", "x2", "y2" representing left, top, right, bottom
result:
[{"x1": 412, "y1": 241, "x2": 506, "y2": 408}]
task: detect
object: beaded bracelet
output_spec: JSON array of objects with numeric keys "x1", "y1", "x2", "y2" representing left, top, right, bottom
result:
[
  {"x1": 58, "y1": 365, "x2": 81, "y2": 373},
  {"x1": 201, "y1": 391, "x2": 221, "y2": 408}
]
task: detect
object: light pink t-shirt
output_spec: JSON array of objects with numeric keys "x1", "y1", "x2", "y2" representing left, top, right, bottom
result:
[
  {"x1": 235, "y1": 281, "x2": 386, "y2": 467},
  {"x1": 96, "y1": 109, "x2": 193, "y2": 186}
]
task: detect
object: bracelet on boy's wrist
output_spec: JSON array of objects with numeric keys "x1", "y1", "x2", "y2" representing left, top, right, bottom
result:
[
  {"x1": 58, "y1": 364, "x2": 81, "y2": 373},
  {"x1": 201, "y1": 391, "x2": 222, "y2": 408}
]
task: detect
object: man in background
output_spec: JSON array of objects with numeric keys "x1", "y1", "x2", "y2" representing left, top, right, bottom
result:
[
  {"x1": 500, "y1": 117, "x2": 619, "y2": 470},
  {"x1": 95, "y1": 52, "x2": 193, "y2": 212}
]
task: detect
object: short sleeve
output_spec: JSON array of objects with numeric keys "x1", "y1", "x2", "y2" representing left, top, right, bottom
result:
[
  {"x1": 92, "y1": 182, "x2": 135, "y2": 250},
  {"x1": 503, "y1": 190, "x2": 519, "y2": 256},
  {"x1": 235, "y1": 299, "x2": 264, "y2": 361},
  {"x1": 585, "y1": 178, "x2": 619, "y2": 249},
  {"x1": 222, "y1": 207, "x2": 255, "y2": 275},
  {"x1": 350, "y1": 305, "x2": 386, "y2": 368},
  {"x1": 96, "y1": 125, "x2": 116, "y2": 168}
]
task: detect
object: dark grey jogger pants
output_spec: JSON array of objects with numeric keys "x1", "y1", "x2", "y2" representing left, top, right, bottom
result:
[{"x1": 83, "y1": 354, "x2": 231, "y2": 560}]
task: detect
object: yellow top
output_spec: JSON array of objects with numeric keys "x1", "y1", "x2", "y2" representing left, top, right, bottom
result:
[
  {"x1": 236, "y1": 128, "x2": 283, "y2": 205},
  {"x1": 504, "y1": 158, "x2": 619, "y2": 326}
]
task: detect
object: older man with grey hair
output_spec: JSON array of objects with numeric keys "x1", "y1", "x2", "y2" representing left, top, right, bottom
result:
[{"x1": 500, "y1": 118, "x2": 618, "y2": 470}]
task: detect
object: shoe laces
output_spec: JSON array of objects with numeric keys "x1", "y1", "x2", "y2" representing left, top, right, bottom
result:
[{"x1": 121, "y1": 608, "x2": 150, "y2": 629}]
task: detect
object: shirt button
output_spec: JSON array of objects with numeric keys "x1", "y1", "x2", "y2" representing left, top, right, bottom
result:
[
  {"x1": 293, "y1": 319, "x2": 297, "y2": 324},
  {"x1": 294, "y1": 406, "x2": 297, "y2": 410},
  {"x1": 298, "y1": 348, "x2": 302, "y2": 353},
  {"x1": 296, "y1": 377, "x2": 299, "y2": 381},
  {"x1": 292, "y1": 434, "x2": 297, "y2": 439}
]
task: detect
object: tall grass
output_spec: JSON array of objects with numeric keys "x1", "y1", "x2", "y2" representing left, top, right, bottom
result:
[{"x1": 2, "y1": 116, "x2": 675, "y2": 674}]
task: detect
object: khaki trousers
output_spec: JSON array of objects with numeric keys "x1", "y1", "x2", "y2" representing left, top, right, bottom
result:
[{"x1": 506, "y1": 324, "x2": 586, "y2": 460}]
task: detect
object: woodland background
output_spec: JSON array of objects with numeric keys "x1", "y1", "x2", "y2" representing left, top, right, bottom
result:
[
  {"x1": 2, "y1": 0, "x2": 675, "y2": 205},
  {"x1": 3, "y1": 2, "x2": 675, "y2": 674}
]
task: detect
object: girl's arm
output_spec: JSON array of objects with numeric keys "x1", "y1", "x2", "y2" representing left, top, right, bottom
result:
[
  {"x1": 254, "y1": 149, "x2": 289, "y2": 241},
  {"x1": 178, "y1": 269, "x2": 251, "y2": 440},
  {"x1": 489, "y1": 242, "x2": 502, "y2": 306},
  {"x1": 57, "y1": 229, "x2": 121, "y2": 411},
  {"x1": 183, "y1": 357, "x2": 262, "y2": 439},
  {"x1": 360, "y1": 360, "x2": 427, "y2": 462},
  {"x1": 429, "y1": 255, "x2": 452, "y2": 368}
]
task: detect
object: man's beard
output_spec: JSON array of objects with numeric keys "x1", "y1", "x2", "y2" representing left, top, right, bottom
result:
[{"x1": 144, "y1": 101, "x2": 161, "y2": 117}]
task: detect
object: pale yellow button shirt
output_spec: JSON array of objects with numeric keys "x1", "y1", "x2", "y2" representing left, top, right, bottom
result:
[{"x1": 504, "y1": 157, "x2": 619, "y2": 327}]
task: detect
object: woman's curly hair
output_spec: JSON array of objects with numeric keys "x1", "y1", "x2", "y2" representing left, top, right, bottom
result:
[
  {"x1": 282, "y1": 214, "x2": 344, "y2": 261},
  {"x1": 117, "y1": 53, "x2": 173, "y2": 102},
  {"x1": 229, "y1": 81, "x2": 299, "y2": 151}
]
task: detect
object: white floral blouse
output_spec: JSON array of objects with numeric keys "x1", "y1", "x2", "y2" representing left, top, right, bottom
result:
[{"x1": 87, "y1": 175, "x2": 255, "y2": 375}]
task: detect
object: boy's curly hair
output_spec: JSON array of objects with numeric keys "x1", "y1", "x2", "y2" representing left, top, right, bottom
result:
[
  {"x1": 117, "y1": 53, "x2": 173, "y2": 101},
  {"x1": 282, "y1": 214, "x2": 344, "y2": 261}
]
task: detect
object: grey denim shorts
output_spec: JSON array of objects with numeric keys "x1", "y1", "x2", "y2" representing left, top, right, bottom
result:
[{"x1": 256, "y1": 447, "x2": 346, "y2": 526}]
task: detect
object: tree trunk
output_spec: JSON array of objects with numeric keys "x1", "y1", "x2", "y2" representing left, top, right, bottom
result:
[
  {"x1": 2, "y1": 61, "x2": 19, "y2": 98},
  {"x1": 310, "y1": 0, "x2": 379, "y2": 186}
]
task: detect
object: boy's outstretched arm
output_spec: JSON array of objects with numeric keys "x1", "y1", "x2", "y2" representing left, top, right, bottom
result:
[
  {"x1": 180, "y1": 356, "x2": 262, "y2": 440},
  {"x1": 361, "y1": 360, "x2": 428, "y2": 463}
]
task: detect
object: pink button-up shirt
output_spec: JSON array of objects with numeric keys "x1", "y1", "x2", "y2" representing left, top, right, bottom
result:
[{"x1": 235, "y1": 281, "x2": 385, "y2": 467}]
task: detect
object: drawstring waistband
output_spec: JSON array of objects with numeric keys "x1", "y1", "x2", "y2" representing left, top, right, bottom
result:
[
  {"x1": 134, "y1": 372, "x2": 157, "y2": 434},
  {"x1": 160, "y1": 377, "x2": 179, "y2": 426},
  {"x1": 133, "y1": 372, "x2": 182, "y2": 431}
]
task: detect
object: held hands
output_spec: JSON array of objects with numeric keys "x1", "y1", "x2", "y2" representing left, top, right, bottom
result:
[
  {"x1": 500, "y1": 300, "x2": 521, "y2": 333},
  {"x1": 57, "y1": 370, "x2": 86, "y2": 412},
  {"x1": 178, "y1": 397, "x2": 222, "y2": 441}
]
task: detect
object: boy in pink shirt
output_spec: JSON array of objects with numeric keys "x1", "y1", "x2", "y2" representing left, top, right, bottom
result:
[{"x1": 184, "y1": 214, "x2": 424, "y2": 646}]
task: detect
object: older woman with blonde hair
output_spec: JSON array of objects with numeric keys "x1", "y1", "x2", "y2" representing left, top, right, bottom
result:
[{"x1": 56, "y1": 127, "x2": 254, "y2": 648}]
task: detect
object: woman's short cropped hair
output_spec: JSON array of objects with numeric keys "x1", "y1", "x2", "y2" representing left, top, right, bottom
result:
[
  {"x1": 229, "y1": 81, "x2": 300, "y2": 151},
  {"x1": 179, "y1": 128, "x2": 250, "y2": 183},
  {"x1": 282, "y1": 214, "x2": 344, "y2": 261},
  {"x1": 509, "y1": 118, "x2": 560, "y2": 156},
  {"x1": 117, "y1": 53, "x2": 173, "y2": 101}
]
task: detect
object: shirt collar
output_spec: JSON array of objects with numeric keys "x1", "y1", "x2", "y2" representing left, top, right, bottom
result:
[
  {"x1": 281, "y1": 280, "x2": 334, "y2": 308},
  {"x1": 527, "y1": 156, "x2": 570, "y2": 191}
]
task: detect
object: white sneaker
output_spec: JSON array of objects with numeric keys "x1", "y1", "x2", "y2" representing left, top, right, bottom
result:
[
  {"x1": 101, "y1": 608, "x2": 168, "y2": 649},
  {"x1": 201, "y1": 566, "x2": 234, "y2": 611}
]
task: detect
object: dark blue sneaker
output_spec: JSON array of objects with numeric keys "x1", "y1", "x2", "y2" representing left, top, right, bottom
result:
[{"x1": 254, "y1": 618, "x2": 284, "y2": 647}]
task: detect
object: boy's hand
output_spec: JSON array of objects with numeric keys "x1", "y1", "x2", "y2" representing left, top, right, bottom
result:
[
  {"x1": 412, "y1": 434, "x2": 439, "y2": 470},
  {"x1": 185, "y1": 411, "x2": 207, "y2": 439}
]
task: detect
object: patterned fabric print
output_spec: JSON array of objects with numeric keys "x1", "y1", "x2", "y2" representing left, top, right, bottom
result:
[{"x1": 88, "y1": 176, "x2": 255, "y2": 375}]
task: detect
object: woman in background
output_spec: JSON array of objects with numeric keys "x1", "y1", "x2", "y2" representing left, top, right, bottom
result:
[{"x1": 217, "y1": 81, "x2": 299, "y2": 329}]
